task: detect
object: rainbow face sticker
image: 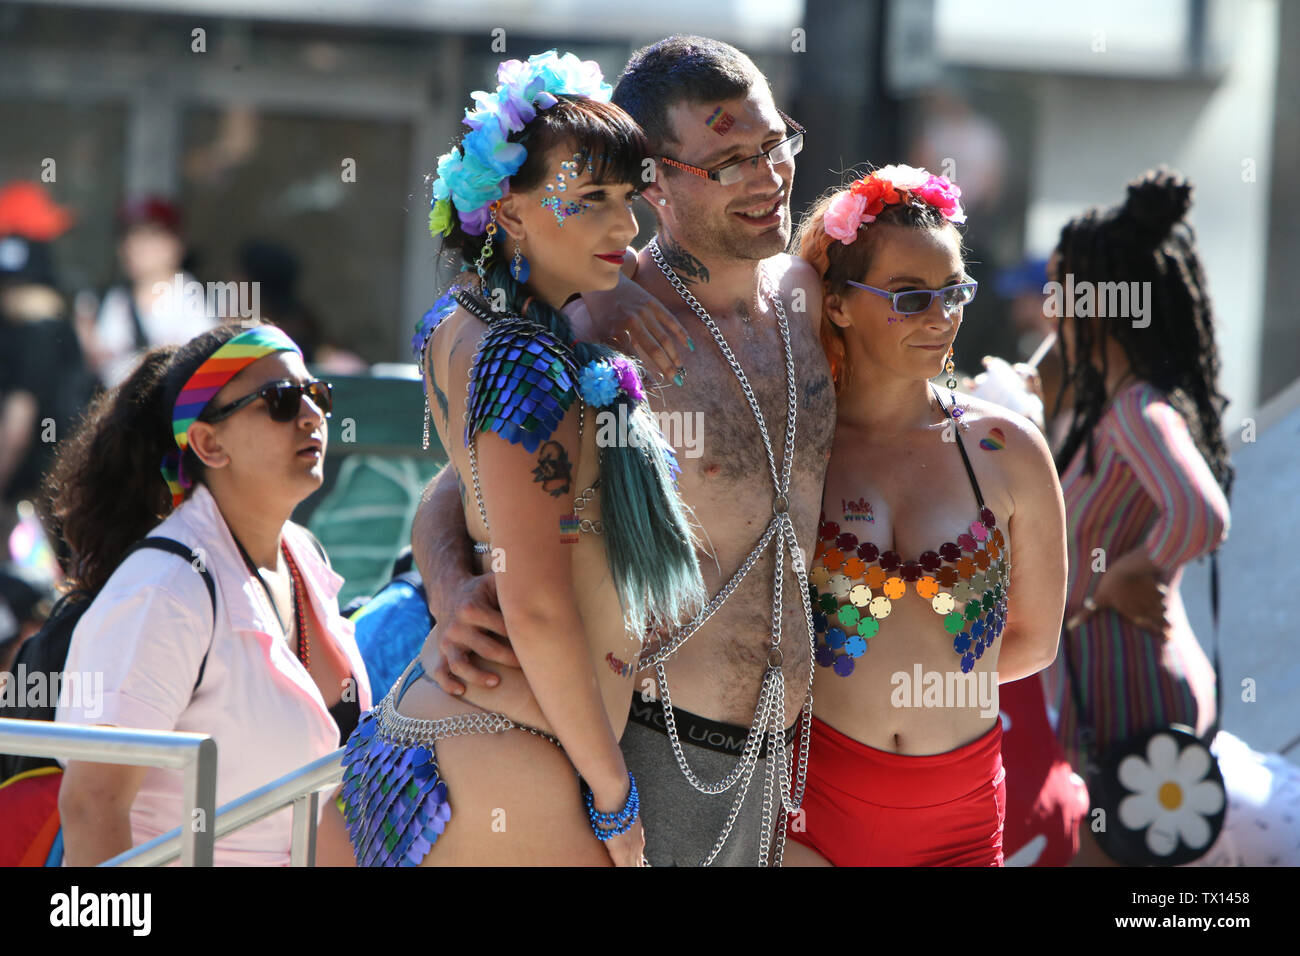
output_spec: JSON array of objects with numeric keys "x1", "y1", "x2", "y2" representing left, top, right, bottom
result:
[{"x1": 704, "y1": 106, "x2": 736, "y2": 134}]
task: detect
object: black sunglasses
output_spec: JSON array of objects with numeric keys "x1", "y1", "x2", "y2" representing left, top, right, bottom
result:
[{"x1": 202, "y1": 379, "x2": 333, "y2": 424}]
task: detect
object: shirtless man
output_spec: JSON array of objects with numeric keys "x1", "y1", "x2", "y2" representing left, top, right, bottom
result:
[{"x1": 412, "y1": 35, "x2": 836, "y2": 866}]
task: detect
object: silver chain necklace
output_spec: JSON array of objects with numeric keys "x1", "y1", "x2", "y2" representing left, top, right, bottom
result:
[{"x1": 646, "y1": 237, "x2": 816, "y2": 867}]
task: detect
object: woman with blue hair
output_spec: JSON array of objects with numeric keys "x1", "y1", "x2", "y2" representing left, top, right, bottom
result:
[{"x1": 323, "y1": 52, "x2": 705, "y2": 867}]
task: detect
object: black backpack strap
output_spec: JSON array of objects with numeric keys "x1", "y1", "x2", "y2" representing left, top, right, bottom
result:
[
  {"x1": 394, "y1": 568, "x2": 428, "y2": 605},
  {"x1": 126, "y1": 537, "x2": 218, "y2": 692}
]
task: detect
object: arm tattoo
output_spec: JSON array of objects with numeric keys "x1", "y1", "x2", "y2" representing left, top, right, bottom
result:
[
  {"x1": 659, "y1": 236, "x2": 710, "y2": 285},
  {"x1": 531, "y1": 440, "x2": 573, "y2": 497}
]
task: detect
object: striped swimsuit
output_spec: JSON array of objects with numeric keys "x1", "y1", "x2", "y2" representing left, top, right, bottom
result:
[{"x1": 1045, "y1": 382, "x2": 1229, "y2": 768}]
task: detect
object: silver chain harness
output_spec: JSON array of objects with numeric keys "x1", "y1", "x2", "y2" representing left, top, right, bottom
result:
[
  {"x1": 645, "y1": 237, "x2": 816, "y2": 867},
  {"x1": 376, "y1": 677, "x2": 562, "y2": 750}
]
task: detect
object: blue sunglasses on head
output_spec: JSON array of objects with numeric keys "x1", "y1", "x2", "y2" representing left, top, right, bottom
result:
[{"x1": 846, "y1": 279, "x2": 978, "y2": 315}]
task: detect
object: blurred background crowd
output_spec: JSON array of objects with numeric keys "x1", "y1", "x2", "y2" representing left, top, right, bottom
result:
[{"x1": 1, "y1": 0, "x2": 1297, "y2": 787}]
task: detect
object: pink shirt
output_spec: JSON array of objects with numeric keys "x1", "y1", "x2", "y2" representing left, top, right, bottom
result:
[{"x1": 56, "y1": 483, "x2": 372, "y2": 865}]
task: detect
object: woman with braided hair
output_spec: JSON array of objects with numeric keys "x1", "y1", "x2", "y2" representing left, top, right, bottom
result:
[
  {"x1": 323, "y1": 51, "x2": 705, "y2": 867},
  {"x1": 1044, "y1": 168, "x2": 1232, "y2": 865}
]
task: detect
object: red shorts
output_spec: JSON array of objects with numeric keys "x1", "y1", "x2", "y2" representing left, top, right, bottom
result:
[{"x1": 789, "y1": 716, "x2": 1006, "y2": 866}]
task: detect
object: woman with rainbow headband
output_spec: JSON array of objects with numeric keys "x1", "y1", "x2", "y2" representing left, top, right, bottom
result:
[
  {"x1": 51, "y1": 322, "x2": 371, "y2": 865},
  {"x1": 326, "y1": 51, "x2": 704, "y2": 867},
  {"x1": 784, "y1": 166, "x2": 1067, "y2": 866}
]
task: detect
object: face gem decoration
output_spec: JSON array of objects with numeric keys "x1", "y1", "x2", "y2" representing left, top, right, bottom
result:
[{"x1": 540, "y1": 196, "x2": 590, "y2": 227}]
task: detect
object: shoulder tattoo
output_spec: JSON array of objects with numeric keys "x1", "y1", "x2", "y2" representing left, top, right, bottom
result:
[{"x1": 531, "y1": 440, "x2": 573, "y2": 497}]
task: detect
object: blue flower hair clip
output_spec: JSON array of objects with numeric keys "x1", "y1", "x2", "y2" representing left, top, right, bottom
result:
[
  {"x1": 578, "y1": 357, "x2": 648, "y2": 408},
  {"x1": 578, "y1": 361, "x2": 620, "y2": 407},
  {"x1": 429, "y1": 50, "x2": 612, "y2": 240}
]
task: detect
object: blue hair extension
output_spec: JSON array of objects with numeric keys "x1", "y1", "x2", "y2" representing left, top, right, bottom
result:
[{"x1": 486, "y1": 260, "x2": 705, "y2": 636}]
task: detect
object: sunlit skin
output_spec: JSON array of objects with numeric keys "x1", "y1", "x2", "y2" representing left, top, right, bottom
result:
[
  {"x1": 59, "y1": 348, "x2": 346, "y2": 866},
  {"x1": 828, "y1": 225, "x2": 969, "y2": 404},
  {"x1": 793, "y1": 219, "x2": 1066, "y2": 866},
  {"x1": 647, "y1": 89, "x2": 795, "y2": 289},
  {"x1": 188, "y1": 351, "x2": 329, "y2": 543},
  {"x1": 492, "y1": 145, "x2": 643, "y2": 311},
  {"x1": 332, "y1": 141, "x2": 652, "y2": 866},
  {"x1": 406, "y1": 82, "x2": 837, "y2": 868}
]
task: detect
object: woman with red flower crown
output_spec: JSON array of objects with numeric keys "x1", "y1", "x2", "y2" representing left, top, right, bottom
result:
[{"x1": 784, "y1": 166, "x2": 1068, "y2": 866}]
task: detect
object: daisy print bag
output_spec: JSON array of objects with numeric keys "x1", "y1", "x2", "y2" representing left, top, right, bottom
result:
[{"x1": 1063, "y1": 554, "x2": 1227, "y2": 866}]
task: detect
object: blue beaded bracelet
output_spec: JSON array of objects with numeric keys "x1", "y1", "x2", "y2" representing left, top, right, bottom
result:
[{"x1": 582, "y1": 773, "x2": 639, "y2": 840}]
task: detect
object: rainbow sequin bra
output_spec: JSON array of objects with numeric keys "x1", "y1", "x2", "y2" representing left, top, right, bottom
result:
[{"x1": 811, "y1": 389, "x2": 1011, "y2": 675}]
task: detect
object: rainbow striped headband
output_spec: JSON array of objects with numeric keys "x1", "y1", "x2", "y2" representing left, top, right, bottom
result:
[{"x1": 161, "y1": 325, "x2": 302, "y2": 507}]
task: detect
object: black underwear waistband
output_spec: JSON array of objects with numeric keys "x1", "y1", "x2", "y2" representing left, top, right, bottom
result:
[{"x1": 627, "y1": 693, "x2": 798, "y2": 759}]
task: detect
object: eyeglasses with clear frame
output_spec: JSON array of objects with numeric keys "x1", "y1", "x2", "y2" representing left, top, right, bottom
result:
[
  {"x1": 658, "y1": 110, "x2": 805, "y2": 186},
  {"x1": 845, "y1": 279, "x2": 978, "y2": 316}
]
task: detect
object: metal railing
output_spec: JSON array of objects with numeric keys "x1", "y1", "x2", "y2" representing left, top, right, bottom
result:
[
  {"x1": 104, "y1": 748, "x2": 344, "y2": 867},
  {"x1": 0, "y1": 718, "x2": 216, "y2": 866}
]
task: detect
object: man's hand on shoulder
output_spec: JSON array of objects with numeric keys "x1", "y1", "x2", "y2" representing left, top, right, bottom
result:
[{"x1": 575, "y1": 272, "x2": 692, "y2": 383}]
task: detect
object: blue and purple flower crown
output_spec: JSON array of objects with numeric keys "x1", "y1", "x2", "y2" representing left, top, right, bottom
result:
[{"x1": 428, "y1": 50, "x2": 612, "y2": 240}]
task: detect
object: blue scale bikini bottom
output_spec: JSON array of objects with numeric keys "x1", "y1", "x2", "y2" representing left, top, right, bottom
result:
[{"x1": 339, "y1": 662, "x2": 451, "y2": 867}]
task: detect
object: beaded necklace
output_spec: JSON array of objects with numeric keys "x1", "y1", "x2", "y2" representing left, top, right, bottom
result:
[{"x1": 233, "y1": 534, "x2": 309, "y2": 668}]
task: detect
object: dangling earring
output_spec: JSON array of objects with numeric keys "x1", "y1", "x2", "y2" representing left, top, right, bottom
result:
[
  {"x1": 474, "y1": 202, "x2": 500, "y2": 282},
  {"x1": 510, "y1": 242, "x2": 530, "y2": 283},
  {"x1": 945, "y1": 346, "x2": 962, "y2": 419},
  {"x1": 422, "y1": 398, "x2": 431, "y2": 451}
]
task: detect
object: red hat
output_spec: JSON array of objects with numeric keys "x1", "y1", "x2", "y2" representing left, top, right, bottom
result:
[
  {"x1": 117, "y1": 195, "x2": 182, "y2": 234},
  {"x1": 0, "y1": 181, "x2": 74, "y2": 241}
]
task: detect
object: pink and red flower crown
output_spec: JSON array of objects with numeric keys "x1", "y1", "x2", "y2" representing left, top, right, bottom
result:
[{"x1": 824, "y1": 164, "x2": 965, "y2": 245}]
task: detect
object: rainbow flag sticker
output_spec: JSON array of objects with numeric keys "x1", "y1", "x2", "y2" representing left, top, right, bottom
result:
[
  {"x1": 560, "y1": 514, "x2": 579, "y2": 543},
  {"x1": 704, "y1": 106, "x2": 736, "y2": 134},
  {"x1": 979, "y1": 427, "x2": 1006, "y2": 451}
]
